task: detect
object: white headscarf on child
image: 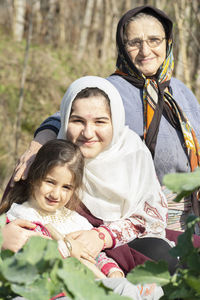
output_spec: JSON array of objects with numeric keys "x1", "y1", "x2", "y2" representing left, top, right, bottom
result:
[{"x1": 58, "y1": 76, "x2": 166, "y2": 222}]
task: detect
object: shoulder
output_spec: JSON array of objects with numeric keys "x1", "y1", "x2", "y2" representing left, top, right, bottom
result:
[
  {"x1": 170, "y1": 77, "x2": 199, "y2": 105},
  {"x1": 107, "y1": 75, "x2": 140, "y2": 96},
  {"x1": 6, "y1": 202, "x2": 39, "y2": 222}
]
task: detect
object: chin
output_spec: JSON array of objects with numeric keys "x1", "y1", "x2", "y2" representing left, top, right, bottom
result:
[
  {"x1": 83, "y1": 153, "x2": 97, "y2": 159},
  {"x1": 81, "y1": 149, "x2": 99, "y2": 159},
  {"x1": 142, "y1": 69, "x2": 157, "y2": 76}
]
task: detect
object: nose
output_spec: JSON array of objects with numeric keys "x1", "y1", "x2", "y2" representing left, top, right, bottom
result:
[
  {"x1": 82, "y1": 124, "x2": 94, "y2": 139},
  {"x1": 139, "y1": 41, "x2": 151, "y2": 56},
  {"x1": 50, "y1": 186, "x2": 60, "y2": 199}
]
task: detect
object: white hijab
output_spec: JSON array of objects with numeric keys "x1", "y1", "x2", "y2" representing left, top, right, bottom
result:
[{"x1": 58, "y1": 76, "x2": 162, "y2": 222}]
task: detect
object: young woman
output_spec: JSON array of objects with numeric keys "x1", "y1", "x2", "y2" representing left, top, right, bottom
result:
[
  {"x1": 1, "y1": 103, "x2": 164, "y2": 300},
  {"x1": 2, "y1": 76, "x2": 179, "y2": 280}
]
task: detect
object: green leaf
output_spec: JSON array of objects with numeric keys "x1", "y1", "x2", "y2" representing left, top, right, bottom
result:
[
  {"x1": 170, "y1": 216, "x2": 200, "y2": 261},
  {"x1": 58, "y1": 258, "x2": 130, "y2": 300},
  {"x1": 127, "y1": 261, "x2": 170, "y2": 286},
  {"x1": 186, "y1": 252, "x2": 200, "y2": 271},
  {"x1": 43, "y1": 238, "x2": 61, "y2": 261},
  {"x1": 11, "y1": 278, "x2": 51, "y2": 300},
  {"x1": 162, "y1": 281, "x2": 194, "y2": 299},
  {"x1": 163, "y1": 168, "x2": 200, "y2": 202},
  {"x1": 185, "y1": 275, "x2": 200, "y2": 295},
  {"x1": 16, "y1": 236, "x2": 48, "y2": 264},
  {"x1": 1, "y1": 256, "x2": 38, "y2": 284}
]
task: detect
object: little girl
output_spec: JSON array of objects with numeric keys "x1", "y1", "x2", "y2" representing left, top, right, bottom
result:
[
  {"x1": 1, "y1": 138, "x2": 164, "y2": 300},
  {"x1": 1, "y1": 139, "x2": 124, "y2": 279}
]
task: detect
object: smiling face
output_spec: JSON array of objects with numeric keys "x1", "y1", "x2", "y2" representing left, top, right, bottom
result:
[
  {"x1": 66, "y1": 96, "x2": 113, "y2": 159},
  {"x1": 31, "y1": 164, "x2": 74, "y2": 213},
  {"x1": 125, "y1": 16, "x2": 166, "y2": 76}
]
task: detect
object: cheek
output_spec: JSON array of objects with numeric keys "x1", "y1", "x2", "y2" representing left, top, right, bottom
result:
[
  {"x1": 101, "y1": 126, "x2": 113, "y2": 144},
  {"x1": 128, "y1": 50, "x2": 138, "y2": 63},
  {"x1": 37, "y1": 183, "x2": 50, "y2": 196},
  {"x1": 66, "y1": 126, "x2": 78, "y2": 141},
  {"x1": 158, "y1": 44, "x2": 166, "y2": 61},
  {"x1": 61, "y1": 191, "x2": 73, "y2": 203}
]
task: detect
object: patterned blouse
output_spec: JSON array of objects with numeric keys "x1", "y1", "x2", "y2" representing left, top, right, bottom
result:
[{"x1": 6, "y1": 202, "x2": 123, "y2": 277}]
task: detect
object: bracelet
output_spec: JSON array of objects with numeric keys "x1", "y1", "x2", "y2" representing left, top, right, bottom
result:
[
  {"x1": 99, "y1": 225, "x2": 116, "y2": 248},
  {"x1": 63, "y1": 237, "x2": 72, "y2": 253},
  {"x1": 92, "y1": 228, "x2": 106, "y2": 250},
  {"x1": 58, "y1": 240, "x2": 70, "y2": 259}
]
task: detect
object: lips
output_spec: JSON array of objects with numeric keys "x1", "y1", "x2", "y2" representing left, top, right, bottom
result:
[
  {"x1": 139, "y1": 57, "x2": 155, "y2": 64},
  {"x1": 45, "y1": 197, "x2": 58, "y2": 205},
  {"x1": 79, "y1": 140, "x2": 98, "y2": 147}
]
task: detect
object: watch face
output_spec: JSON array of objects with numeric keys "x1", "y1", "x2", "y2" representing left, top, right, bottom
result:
[{"x1": 99, "y1": 232, "x2": 105, "y2": 240}]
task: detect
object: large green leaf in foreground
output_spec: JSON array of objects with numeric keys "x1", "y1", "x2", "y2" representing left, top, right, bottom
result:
[
  {"x1": 127, "y1": 261, "x2": 170, "y2": 286},
  {"x1": 163, "y1": 167, "x2": 200, "y2": 202}
]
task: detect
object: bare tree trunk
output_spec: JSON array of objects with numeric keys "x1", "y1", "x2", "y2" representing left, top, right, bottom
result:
[
  {"x1": 190, "y1": 0, "x2": 200, "y2": 98},
  {"x1": 14, "y1": 0, "x2": 33, "y2": 161},
  {"x1": 123, "y1": 0, "x2": 131, "y2": 12},
  {"x1": 100, "y1": 0, "x2": 112, "y2": 62},
  {"x1": 33, "y1": 0, "x2": 42, "y2": 36},
  {"x1": 110, "y1": 0, "x2": 119, "y2": 60},
  {"x1": 173, "y1": 1, "x2": 191, "y2": 89},
  {"x1": 154, "y1": 0, "x2": 168, "y2": 10},
  {"x1": 13, "y1": 0, "x2": 26, "y2": 41},
  {"x1": 5, "y1": 0, "x2": 13, "y2": 31},
  {"x1": 58, "y1": 0, "x2": 68, "y2": 45},
  {"x1": 89, "y1": 0, "x2": 102, "y2": 58},
  {"x1": 77, "y1": 0, "x2": 95, "y2": 60},
  {"x1": 46, "y1": 0, "x2": 57, "y2": 42}
]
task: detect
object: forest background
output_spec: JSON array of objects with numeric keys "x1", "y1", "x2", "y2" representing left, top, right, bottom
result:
[{"x1": 0, "y1": 0, "x2": 200, "y2": 197}]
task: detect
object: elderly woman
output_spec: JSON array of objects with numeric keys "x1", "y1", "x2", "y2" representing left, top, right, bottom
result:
[
  {"x1": 12, "y1": 5, "x2": 199, "y2": 234},
  {"x1": 109, "y1": 5, "x2": 200, "y2": 233}
]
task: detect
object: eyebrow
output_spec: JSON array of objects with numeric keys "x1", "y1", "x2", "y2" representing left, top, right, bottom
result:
[
  {"x1": 130, "y1": 35, "x2": 164, "y2": 40},
  {"x1": 46, "y1": 176, "x2": 74, "y2": 188},
  {"x1": 69, "y1": 115, "x2": 111, "y2": 120}
]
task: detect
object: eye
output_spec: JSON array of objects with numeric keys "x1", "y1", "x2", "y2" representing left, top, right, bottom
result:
[
  {"x1": 148, "y1": 37, "x2": 163, "y2": 46},
  {"x1": 45, "y1": 179, "x2": 54, "y2": 185},
  {"x1": 70, "y1": 118, "x2": 84, "y2": 124},
  {"x1": 96, "y1": 120, "x2": 106, "y2": 124},
  {"x1": 63, "y1": 185, "x2": 73, "y2": 190},
  {"x1": 127, "y1": 39, "x2": 141, "y2": 47},
  {"x1": 150, "y1": 38, "x2": 160, "y2": 42}
]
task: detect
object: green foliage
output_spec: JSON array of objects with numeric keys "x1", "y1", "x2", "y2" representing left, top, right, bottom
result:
[
  {"x1": 163, "y1": 167, "x2": 200, "y2": 202},
  {"x1": 127, "y1": 170, "x2": 200, "y2": 299},
  {"x1": 0, "y1": 215, "x2": 130, "y2": 300},
  {"x1": 127, "y1": 217, "x2": 200, "y2": 299}
]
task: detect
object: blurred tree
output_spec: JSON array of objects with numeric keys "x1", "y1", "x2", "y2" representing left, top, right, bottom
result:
[
  {"x1": 78, "y1": 0, "x2": 95, "y2": 60},
  {"x1": 13, "y1": 0, "x2": 26, "y2": 41}
]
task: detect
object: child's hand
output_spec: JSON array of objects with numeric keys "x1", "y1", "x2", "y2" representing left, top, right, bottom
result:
[
  {"x1": 107, "y1": 270, "x2": 124, "y2": 278},
  {"x1": 65, "y1": 236, "x2": 96, "y2": 264}
]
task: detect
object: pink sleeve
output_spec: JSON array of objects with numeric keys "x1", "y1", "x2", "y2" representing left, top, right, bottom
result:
[{"x1": 95, "y1": 252, "x2": 124, "y2": 277}]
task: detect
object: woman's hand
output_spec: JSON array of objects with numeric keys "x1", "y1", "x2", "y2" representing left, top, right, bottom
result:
[
  {"x1": 11, "y1": 130, "x2": 57, "y2": 185},
  {"x1": 65, "y1": 237, "x2": 96, "y2": 264},
  {"x1": 66, "y1": 228, "x2": 113, "y2": 258},
  {"x1": 1, "y1": 219, "x2": 47, "y2": 252},
  {"x1": 11, "y1": 143, "x2": 40, "y2": 185}
]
